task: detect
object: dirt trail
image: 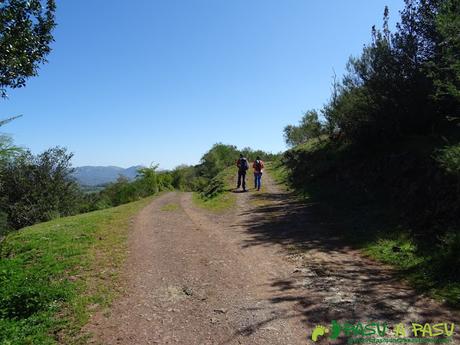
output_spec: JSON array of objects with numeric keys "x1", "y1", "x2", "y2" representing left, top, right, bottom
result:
[{"x1": 85, "y1": 174, "x2": 459, "y2": 345}]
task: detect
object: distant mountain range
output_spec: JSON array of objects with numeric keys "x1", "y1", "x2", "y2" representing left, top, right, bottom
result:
[{"x1": 72, "y1": 165, "x2": 144, "y2": 186}]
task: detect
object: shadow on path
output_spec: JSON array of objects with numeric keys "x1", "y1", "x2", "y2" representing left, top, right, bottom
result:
[{"x1": 232, "y1": 187, "x2": 459, "y2": 341}]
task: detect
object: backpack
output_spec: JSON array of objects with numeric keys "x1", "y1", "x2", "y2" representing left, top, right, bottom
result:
[
  {"x1": 255, "y1": 160, "x2": 262, "y2": 172},
  {"x1": 239, "y1": 158, "x2": 249, "y2": 171}
]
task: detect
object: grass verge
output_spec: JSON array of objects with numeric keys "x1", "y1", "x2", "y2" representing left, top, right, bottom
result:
[
  {"x1": 192, "y1": 192, "x2": 236, "y2": 212},
  {"x1": 264, "y1": 161, "x2": 290, "y2": 191},
  {"x1": 0, "y1": 196, "x2": 153, "y2": 344}
]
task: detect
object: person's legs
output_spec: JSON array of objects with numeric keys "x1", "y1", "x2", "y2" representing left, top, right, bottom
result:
[
  {"x1": 254, "y1": 173, "x2": 258, "y2": 189},
  {"x1": 256, "y1": 173, "x2": 262, "y2": 190},
  {"x1": 242, "y1": 172, "x2": 246, "y2": 191},
  {"x1": 258, "y1": 173, "x2": 262, "y2": 190},
  {"x1": 237, "y1": 171, "x2": 242, "y2": 188}
]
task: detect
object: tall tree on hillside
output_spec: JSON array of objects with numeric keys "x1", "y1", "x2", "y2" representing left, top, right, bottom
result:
[
  {"x1": 323, "y1": 0, "x2": 457, "y2": 143},
  {"x1": 0, "y1": 0, "x2": 56, "y2": 99},
  {"x1": 429, "y1": 0, "x2": 460, "y2": 122}
]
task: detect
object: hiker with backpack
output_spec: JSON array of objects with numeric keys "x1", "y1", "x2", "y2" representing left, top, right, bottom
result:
[
  {"x1": 236, "y1": 153, "x2": 249, "y2": 192},
  {"x1": 253, "y1": 156, "x2": 265, "y2": 191}
]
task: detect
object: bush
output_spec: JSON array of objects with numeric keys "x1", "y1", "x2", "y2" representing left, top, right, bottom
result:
[
  {"x1": 171, "y1": 165, "x2": 197, "y2": 191},
  {"x1": 0, "y1": 147, "x2": 81, "y2": 229},
  {"x1": 199, "y1": 174, "x2": 226, "y2": 200},
  {"x1": 100, "y1": 176, "x2": 142, "y2": 207},
  {"x1": 0, "y1": 211, "x2": 8, "y2": 236},
  {"x1": 435, "y1": 143, "x2": 460, "y2": 175},
  {"x1": 88, "y1": 166, "x2": 176, "y2": 209},
  {"x1": 157, "y1": 171, "x2": 174, "y2": 191},
  {"x1": 0, "y1": 268, "x2": 68, "y2": 319}
]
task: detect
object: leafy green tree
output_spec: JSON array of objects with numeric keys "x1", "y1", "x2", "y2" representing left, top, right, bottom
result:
[
  {"x1": 198, "y1": 143, "x2": 239, "y2": 178},
  {"x1": 157, "y1": 171, "x2": 173, "y2": 191},
  {"x1": 95, "y1": 166, "x2": 175, "y2": 208},
  {"x1": 239, "y1": 147, "x2": 280, "y2": 162},
  {"x1": 0, "y1": 117, "x2": 22, "y2": 233},
  {"x1": 318, "y1": 1, "x2": 458, "y2": 144},
  {"x1": 0, "y1": 134, "x2": 17, "y2": 164},
  {"x1": 171, "y1": 165, "x2": 198, "y2": 191},
  {"x1": 0, "y1": 147, "x2": 80, "y2": 229},
  {"x1": 284, "y1": 0, "x2": 460, "y2": 250},
  {"x1": 0, "y1": 0, "x2": 56, "y2": 98},
  {"x1": 100, "y1": 176, "x2": 133, "y2": 207},
  {"x1": 137, "y1": 165, "x2": 159, "y2": 195},
  {"x1": 429, "y1": 0, "x2": 460, "y2": 122},
  {"x1": 284, "y1": 110, "x2": 323, "y2": 147}
]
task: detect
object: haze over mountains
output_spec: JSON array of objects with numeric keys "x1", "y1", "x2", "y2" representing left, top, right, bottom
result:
[{"x1": 72, "y1": 166, "x2": 143, "y2": 186}]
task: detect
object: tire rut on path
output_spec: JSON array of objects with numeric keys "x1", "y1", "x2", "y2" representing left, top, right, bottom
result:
[{"x1": 84, "y1": 175, "x2": 460, "y2": 345}]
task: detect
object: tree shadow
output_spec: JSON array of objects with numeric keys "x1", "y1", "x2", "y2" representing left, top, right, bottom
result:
[
  {"x1": 224, "y1": 189, "x2": 460, "y2": 343},
  {"x1": 239, "y1": 191, "x2": 349, "y2": 252},
  {"x1": 231, "y1": 190, "x2": 248, "y2": 194}
]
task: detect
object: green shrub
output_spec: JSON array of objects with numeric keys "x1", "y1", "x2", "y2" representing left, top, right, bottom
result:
[
  {"x1": 435, "y1": 144, "x2": 460, "y2": 175},
  {"x1": 0, "y1": 147, "x2": 81, "y2": 230},
  {"x1": 0, "y1": 211, "x2": 9, "y2": 236},
  {"x1": 86, "y1": 167, "x2": 177, "y2": 210},
  {"x1": 157, "y1": 172, "x2": 174, "y2": 191},
  {"x1": 435, "y1": 232, "x2": 460, "y2": 281},
  {"x1": 0, "y1": 267, "x2": 70, "y2": 319},
  {"x1": 199, "y1": 174, "x2": 225, "y2": 200}
]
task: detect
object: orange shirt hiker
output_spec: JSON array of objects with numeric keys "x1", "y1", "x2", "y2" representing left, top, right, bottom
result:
[
  {"x1": 253, "y1": 159, "x2": 264, "y2": 173},
  {"x1": 253, "y1": 157, "x2": 264, "y2": 191}
]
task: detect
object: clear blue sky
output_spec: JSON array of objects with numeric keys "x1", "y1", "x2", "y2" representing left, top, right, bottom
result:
[{"x1": 1, "y1": 0, "x2": 404, "y2": 169}]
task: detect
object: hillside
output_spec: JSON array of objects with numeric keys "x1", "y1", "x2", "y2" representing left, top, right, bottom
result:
[
  {"x1": 0, "y1": 196, "x2": 153, "y2": 344},
  {"x1": 270, "y1": 137, "x2": 460, "y2": 307},
  {"x1": 72, "y1": 165, "x2": 143, "y2": 186}
]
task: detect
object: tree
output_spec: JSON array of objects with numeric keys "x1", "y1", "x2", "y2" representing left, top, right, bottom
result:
[
  {"x1": 0, "y1": 134, "x2": 18, "y2": 164},
  {"x1": 0, "y1": 147, "x2": 80, "y2": 229},
  {"x1": 137, "y1": 165, "x2": 159, "y2": 195},
  {"x1": 171, "y1": 165, "x2": 198, "y2": 191},
  {"x1": 284, "y1": 110, "x2": 323, "y2": 147},
  {"x1": 429, "y1": 0, "x2": 460, "y2": 122},
  {"x1": 198, "y1": 143, "x2": 239, "y2": 178},
  {"x1": 0, "y1": 0, "x2": 56, "y2": 98},
  {"x1": 0, "y1": 116, "x2": 22, "y2": 164},
  {"x1": 319, "y1": 1, "x2": 456, "y2": 144}
]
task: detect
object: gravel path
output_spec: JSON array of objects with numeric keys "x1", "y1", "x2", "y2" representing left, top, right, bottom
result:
[{"x1": 85, "y1": 173, "x2": 459, "y2": 345}]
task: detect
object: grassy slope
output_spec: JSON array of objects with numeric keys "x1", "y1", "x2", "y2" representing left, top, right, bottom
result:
[
  {"x1": 266, "y1": 152, "x2": 460, "y2": 308},
  {"x1": 192, "y1": 167, "x2": 237, "y2": 212},
  {"x1": 0, "y1": 197, "x2": 153, "y2": 345},
  {"x1": 264, "y1": 161, "x2": 289, "y2": 191}
]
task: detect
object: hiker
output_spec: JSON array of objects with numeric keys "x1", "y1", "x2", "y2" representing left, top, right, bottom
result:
[
  {"x1": 253, "y1": 156, "x2": 265, "y2": 191},
  {"x1": 236, "y1": 153, "x2": 249, "y2": 191}
]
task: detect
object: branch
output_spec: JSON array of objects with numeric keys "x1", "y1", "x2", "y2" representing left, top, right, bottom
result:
[{"x1": 0, "y1": 115, "x2": 23, "y2": 127}]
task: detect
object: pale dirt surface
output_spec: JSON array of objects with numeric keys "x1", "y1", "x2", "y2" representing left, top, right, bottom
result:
[{"x1": 84, "y1": 173, "x2": 459, "y2": 345}]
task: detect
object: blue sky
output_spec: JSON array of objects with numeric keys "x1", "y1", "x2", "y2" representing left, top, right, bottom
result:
[{"x1": 1, "y1": 0, "x2": 404, "y2": 169}]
